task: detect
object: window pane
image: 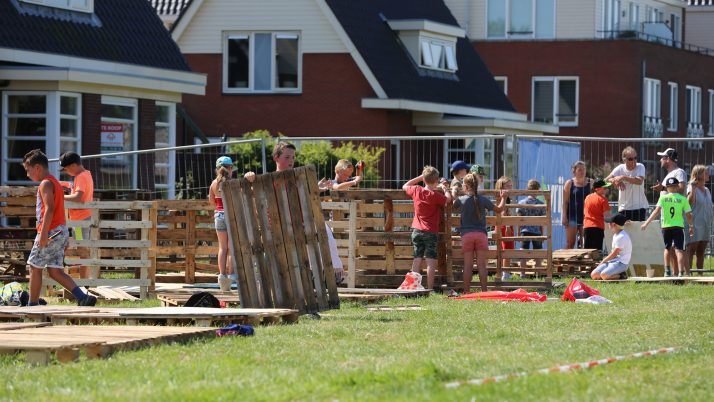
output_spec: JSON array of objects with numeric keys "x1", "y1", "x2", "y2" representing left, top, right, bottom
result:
[
  {"x1": 154, "y1": 165, "x2": 169, "y2": 186},
  {"x1": 533, "y1": 80, "x2": 554, "y2": 123},
  {"x1": 444, "y1": 45, "x2": 457, "y2": 70},
  {"x1": 156, "y1": 105, "x2": 170, "y2": 123},
  {"x1": 60, "y1": 96, "x2": 78, "y2": 115},
  {"x1": 558, "y1": 80, "x2": 577, "y2": 122},
  {"x1": 686, "y1": 88, "x2": 691, "y2": 122},
  {"x1": 227, "y1": 37, "x2": 249, "y2": 88},
  {"x1": 155, "y1": 126, "x2": 169, "y2": 145},
  {"x1": 495, "y1": 79, "x2": 506, "y2": 94},
  {"x1": 275, "y1": 35, "x2": 298, "y2": 88},
  {"x1": 420, "y1": 40, "x2": 433, "y2": 66},
  {"x1": 7, "y1": 139, "x2": 46, "y2": 159},
  {"x1": 61, "y1": 118, "x2": 79, "y2": 138},
  {"x1": 7, "y1": 118, "x2": 46, "y2": 136},
  {"x1": 510, "y1": 0, "x2": 533, "y2": 34},
  {"x1": 487, "y1": 0, "x2": 506, "y2": 37},
  {"x1": 430, "y1": 43, "x2": 443, "y2": 68},
  {"x1": 536, "y1": 0, "x2": 555, "y2": 38},
  {"x1": 100, "y1": 121, "x2": 134, "y2": 190},
  {"x1": 254, "y1": 33, "x2": 272, "y2": 90},
  {"x1": 60, "y1": 140, "x2": 78, "y2": 155},
  {"x1": 102, "y1": 104, "x2": 134, "y2": 120},
  {"x1": 8, "y1": 95, "x2": 45, "y2": 114},
  {"x1": 7, "y1": 163, "x2": 32, "y2": 183}
]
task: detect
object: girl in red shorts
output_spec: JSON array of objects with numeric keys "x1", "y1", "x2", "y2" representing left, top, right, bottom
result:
[{"x1": 495, "y1": 176, "x2": 515, "y2": 280}]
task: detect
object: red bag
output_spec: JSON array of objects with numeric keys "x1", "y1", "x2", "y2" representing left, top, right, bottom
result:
[
  {"x1": 561, "y1": 278, "x2": 600, "y2": 302},
  {"x1": 451, "y1": 288, "x2": 546, "y2": 302}
]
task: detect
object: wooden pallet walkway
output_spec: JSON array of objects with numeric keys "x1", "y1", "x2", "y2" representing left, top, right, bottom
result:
[
  {"x1": 0, "y1": 325, "x2": 216, "y2": 365},
  {"x1": 367, "y1": 304, "x2": 422, "y2": 311},
  {"x1": 625, "y1": 276, "x2": 714, "y2": 285},
  {"x1": 0, "y1": 306, "x2": 101, "y2": 323}
]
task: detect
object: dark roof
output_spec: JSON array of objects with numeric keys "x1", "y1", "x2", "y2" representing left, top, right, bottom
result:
[
  {"x1": 0, "y1": 0, "x2": 191, "y2": 71},
  {"x1": 325, "y1": 0, "x2": 514, "y2": 113}
]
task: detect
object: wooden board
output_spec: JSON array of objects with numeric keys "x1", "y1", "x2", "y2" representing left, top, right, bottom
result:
[
  {"x1": 88, "y1": 286, "x2": 139, "y2": 302},
  {"x1": 157, "y1": 293, "x2": 240, "y2": 307},
  {"x1": 0, "y1": 325, "x2": 215, "y2": 365}
]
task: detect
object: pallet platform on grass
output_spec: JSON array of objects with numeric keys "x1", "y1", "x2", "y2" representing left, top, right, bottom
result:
[
  {"x1": 0, "y1": 322, "x2": 51, "y2": 330},
  {"x1": 49, "y1": 307, "x2": 299, "y2": 326},
  {"x1": 626, "y1": 276, "x2": 714, "y2": 285},
  {"x1": 157, "y1": 293, "x2": 241, "y2": 307},
  {"x1": 367, "y1": 304, "x2": 422, "y2": 311},
  {"x1": 88, "y1": 286, "x2": 138, "y2": 302},
  {"x1": 0, "y1": 325, "x2": 216, "y2": 364},
  {"x1": 337, "y1": 287, "x2": 432, "y2": 303},
  {"x1": 0, "y1": 306, "x2": 101, "y2": 322}
]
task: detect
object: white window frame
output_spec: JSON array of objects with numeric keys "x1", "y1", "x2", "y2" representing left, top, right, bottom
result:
[
  {"x1": 643, "y1": 78, "x2": 661, "y2": 120},
  {"x1": 20, "y1": 0, "x2": 94, "y2": 13},
  {"x1": 1, "y1": 91, "x2": 82, "y2": 186},
  {"x1": 443, "y1": 136, "x2": 494, "y2": 188},
  {"x1": 668, "y1": 82, "x2": 678, "y2": 132},
  {"x1": 222, "y1": 31, "x2": 302, "y2": 94},
  {"x1": 686, "y1": 85, "x2": 702, "y2": 125},
  {"x1": 709, "y1": 90, "x2": 714, "y2": 136},
  {"x1": 531, "y1": 76, "x2": 579, "y2": 127},
  {"x1": 155, "y1": 102, "x2": 176, "y2": 199},
  {"x1": 100, "y1": 96, "x2": 138, "y2": 189},
  {"x1": 486, "y1": 0, "x2": 555, "y2": 39},
  {"x1": 603, "y1": 0, "x2": 621, "y2": 36},
  {"x1": 419, "y1": 36, "x2": 458, "y2": 72},
  {"x1": 495, "y1": 76, "x2": 508, "y2": 95},
  {"x1": 628, "y1": 2, "x2": 640, "y2": 31}
]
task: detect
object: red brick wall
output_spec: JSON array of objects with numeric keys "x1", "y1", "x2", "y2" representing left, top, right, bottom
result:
[{"x1": 181, "y1": 53, "x2": 416, "y2": 138}]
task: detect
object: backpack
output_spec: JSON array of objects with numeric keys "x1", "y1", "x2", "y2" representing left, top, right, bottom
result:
[
  {"x1": 0, "y1": 282, "x2": 29, "y2": 306},
  {"x1": 184, "y1": 292, "x2": 221, "y2": 308}
]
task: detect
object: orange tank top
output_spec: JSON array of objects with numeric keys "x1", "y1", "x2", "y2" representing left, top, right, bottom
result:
[{"x1": 36, "y1": 175, "x2": 66, "y2": 232}]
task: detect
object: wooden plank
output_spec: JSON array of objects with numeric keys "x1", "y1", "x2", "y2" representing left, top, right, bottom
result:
[
  {"x1": 384, "y1": 199, "x2": 395, "y2": 275},
  {"x1": 320, "y1": 201, "x2": 351, "y2": 211},
  {"x1": 347, "y1": 201, "x2": 358, "y2": 288},
  {"x1": 497, "y1": 216, "x2": 549, "y2": 226},
  {"x1": 356, "y1": 259, "x2": 414, "y2": 270},
  {"x1": 64, "y1": 259, "x2": 151, "y2": 268},
  {"x1": 185, "y1": 210, "x2": 197, "y2": 283},
  {"x1": 65, "y1": 201, "x2": 155, "y2": 210},
  {"x1": 250, "y1": 180, "x2": 284, "y2": 308},
  {"x1": 332, "y1": 190, "x2": 410, "y2": 201},
  {"x1": 67, "y1": 240, "x2": 151, "y2": 248}
]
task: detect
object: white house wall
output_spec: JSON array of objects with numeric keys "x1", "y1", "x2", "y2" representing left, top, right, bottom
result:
[{"x1": 175, "y1": 0, "x2": 347, "y2": 54}]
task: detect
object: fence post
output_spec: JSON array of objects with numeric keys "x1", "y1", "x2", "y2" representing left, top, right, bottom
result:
[{"x1": 261, "y1": 138, "x2": 268, "y2": 174}]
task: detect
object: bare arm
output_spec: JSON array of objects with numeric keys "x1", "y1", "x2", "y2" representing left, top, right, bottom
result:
[
  {"x1": 208, "y1": 181, "x2": 217, "y2": 207},
  {"x1": 402, "y1": 175, "x2": 423, "y2": 191},
  {"x1": 601, "y1": 247, "x2": 622, "y2": 264},
  {"x1": 332, "y1": 176, "x2": 362, "y2": 191},
  {"x1": 687, "y1": 185, "x2": 695, "y2": 207},
  {"x1": 561, "y1": 180, "x2": 570, "y2": 225},
  {"x1": 492, "y1": 190, "x2": 508, "y2": 214},
  {"x1": 64, "y1": 190, "x2": 84, "y2": 202},
  {"x1": 38, "y1": 180, "x2": 54, "y2": 247},
  {"x1": 640, "y1": 206, "x2": 661, "y2": 230}
]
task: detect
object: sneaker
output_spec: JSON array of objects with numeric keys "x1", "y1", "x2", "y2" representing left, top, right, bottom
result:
[
  {"x1": 665, "y1": 267, "x2": 672, "y2": 277},
  {"x1": 78, "y1": 294, "x2": 97, "y2": 307}
]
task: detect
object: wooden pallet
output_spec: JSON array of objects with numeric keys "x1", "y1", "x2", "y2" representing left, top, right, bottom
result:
[
  {"x1": 337, "y1": 288, "x2": 432, "y2": 303},
  {"x1": 0, "y1": 322, "x2": 51, "y2": 330},
  {"x1": 367, "y1": 304, "x2": 422, "y2": 311},
  {"x1": 0, "y1": 306, "x2": 102, "y2": 323},
  {"x1": 157, "y1": 293, "x2": 241, "y2": 307},
  {"x1": 88, "y1": 286, "x2": 139, "y2": 302},
  {"x1": 625, "y1": 276, "x2": 714, "y2": 285},
  {"x1": 552, "y1": 249, "x2": 600, "y2": 276},
  {"x1": 48, "y1": 307, "x2": 299, "y2": 327},
  {"x1": 0, "y1": 325, "x2": 216, "y2": 365}
]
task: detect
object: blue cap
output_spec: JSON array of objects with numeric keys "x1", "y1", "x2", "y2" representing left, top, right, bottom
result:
[
  {"x1": 450, "y1": 160, "x2": 470, "y2": 172},
  {"x1": 216, "y1": 156, "x2": 233, "y2": 168}
]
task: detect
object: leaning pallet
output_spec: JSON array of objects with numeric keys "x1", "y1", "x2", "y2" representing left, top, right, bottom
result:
[
  {"x1": 0, "y1": 325, "x2": 216, "y2": 365},
  {"x1": 221, "y1": 166, "x2": 340, "y2": 314}
]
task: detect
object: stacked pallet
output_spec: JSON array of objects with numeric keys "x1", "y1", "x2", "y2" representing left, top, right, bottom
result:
[{"x1": 552, "y1": 249, "x2": 600, "y2": 276}]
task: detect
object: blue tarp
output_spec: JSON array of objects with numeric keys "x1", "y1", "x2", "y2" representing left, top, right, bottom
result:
[{"x1": 517, "y1": 138, "x2": 581, "y2": 250}]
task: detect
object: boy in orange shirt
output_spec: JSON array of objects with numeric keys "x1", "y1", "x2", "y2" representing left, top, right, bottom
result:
[
  {"x1": 23, "y1": 149, "x2": 96, "y2": 306},
  {"x1": 583, "y1": 179, "x2": 613, "y2": 251},
  {"x1": 60, "y1": 152, "x2": 94, "y2": 278}
]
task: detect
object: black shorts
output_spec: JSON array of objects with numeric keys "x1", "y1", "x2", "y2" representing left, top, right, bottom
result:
[
  {"x1": 520, "y1": 232, "x2": 542, "y2": 249},
  {"x1": 621, "y1": 208, "x2": 647, "y2": 221},
  {"x1": 662, "y1": 227, "x2": 685, "y2": 251},
  {"x1": 583, "y1": 227, "x2": 604, "y2": 250}
]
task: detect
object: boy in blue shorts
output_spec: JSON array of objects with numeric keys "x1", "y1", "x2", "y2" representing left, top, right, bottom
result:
[
  {"x1": 592, "y1": 213, "x2": 632, "y2": 280},
  {"x1": 23, "y1": 149, "x2": 96, "y2": 306},
  {"x1": 641, "y1": 177, "x2": 694, "y2": 276},
  {"x1": 403, "y1": 166, "x2": 452, "y2": 289}
]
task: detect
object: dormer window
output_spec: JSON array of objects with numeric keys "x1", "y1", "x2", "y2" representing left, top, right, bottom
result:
[
  {"x1": 20, "y1": 0, "x2": 94, "y2": 13},
  {"x1": 388, "y1": 19, "x2": 465, "y2": 73}
]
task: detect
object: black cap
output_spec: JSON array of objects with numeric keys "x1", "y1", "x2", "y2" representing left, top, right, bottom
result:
[
  {"x1": 605, "y1": 213, "x2": 628, "y2": 227},
  {"x1": 59, "y1": 152, "x2": 81, "y2": 169},
  {"x1": 665, "y1": 177, "x2": 679, "y2": 187},
  {"x1": 593, "y1": 179, "x2": 612, "y2": 189},
  {"x1": 657, "y1": 148, "x2": 678, "y2": 161}
]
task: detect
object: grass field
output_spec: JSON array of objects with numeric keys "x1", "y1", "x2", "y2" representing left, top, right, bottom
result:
[{"x1": 1, "y1": 281, "x2": 712, "y2": 401}]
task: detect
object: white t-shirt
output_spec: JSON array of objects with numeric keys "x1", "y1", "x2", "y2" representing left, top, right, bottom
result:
[
  {"x1": 611, "y1": 230, "x2": 632, "y2": 265},
  {"x1": 609, "y1": 163, "x2": 648, "y2": 210},
  {"x1": 661, "y1": 167, "x2": 687, "y2": 196}
]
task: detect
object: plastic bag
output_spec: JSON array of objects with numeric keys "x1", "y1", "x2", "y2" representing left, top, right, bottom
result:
[
  {"x1": 561, "y1": 278, "x2": 600, "y2": 302},
  {"x1": 575, "y1": 295, "x2": 612, "y2": 304},
  {"x1": 398, "y1": 272, "x2": 425, "y2": 290}
]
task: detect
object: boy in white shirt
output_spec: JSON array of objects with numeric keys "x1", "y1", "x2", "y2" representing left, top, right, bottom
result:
[{"x1": 591, "y1": 213, "x2": 632, "y2": 280}]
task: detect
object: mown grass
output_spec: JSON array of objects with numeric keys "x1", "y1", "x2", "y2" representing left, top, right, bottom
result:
[{"x1": 1, "y1": 281, "x2": 712, "y2": 401}]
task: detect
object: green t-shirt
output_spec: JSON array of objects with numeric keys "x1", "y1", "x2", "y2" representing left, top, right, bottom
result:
[{"x1": 656, "y1": 192, "x2": 691, "y2": 228}]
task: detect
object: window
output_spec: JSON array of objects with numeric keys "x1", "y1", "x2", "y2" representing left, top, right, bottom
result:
[
  {"x1": 444, "y1": 138, "x2": 494, "y2": 188},
  {"x1": 223, "y1": 32, "x2": 300, "y2": 93},
  {"x1": 531, "y1": 77, "x2": 579, "y2": 126},
  {"x1": 420, "y1": 37, "x2": 458, "y2": 71},
  {"x1": 487, "y1": 0, "x2": 554, "y2": 39},
  {"x1": 155, "y1": 102, "x2": 176, "y2": 199},
  {"x1": 686, "y1": 86, "x2": 702, "y2": 125},
  {"x1": 100, "y1": 97, "x2": 137, "y2": 190},
  {"x1": 495, "y1": 76, "x2": 508, "y2": 95},
  {"x1": 628, "y1": 2, "x2": 640, "y2": 31},
  {"x1": 668, "y1": 82, "x2": 678, "y2": 132},
  {"x1": 1, "y1": 92, "x2": 81, "y2": 186},
  {"x1": 709, "y1": 90, "x2": 714, "y2": 136},
  {"x1": 643, "y1": 78, "x2": 662, "y2": 138},
  {"x1": 20, "y1": 0, "x2": 93, "y2": 13},
  {"x1": 604, "y1": 0, "x2": 621, "y2": 36}
]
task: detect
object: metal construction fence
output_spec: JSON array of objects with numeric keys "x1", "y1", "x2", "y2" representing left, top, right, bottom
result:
[{"x1": 40, "y1": 134, "x2": 714, "y2": 258}]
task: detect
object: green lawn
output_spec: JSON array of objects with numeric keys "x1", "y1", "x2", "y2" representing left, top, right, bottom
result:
[{"x1": 1, "y1": 281, "x2": 713, "y2": 401}]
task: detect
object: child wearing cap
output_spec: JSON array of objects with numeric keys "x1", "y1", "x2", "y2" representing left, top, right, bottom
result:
[
  {"x1": 209, "y1": 156, "x2": 235, "y2": 290},
  {"x1": 591, "y1": 213, "x2": 632, "y2": 280},
  {"x1": 583, "y1": 179, "x2": 612, "y2": 251},
  {"x1": 449, "y1": 160, "x2": 470, "y2": 195},
  {"x1": 59, "y1": 151, "x2": 94, "y2": 279},
  {"x1": 470, "y1": 164, "x2": 486, "y2": 189},
  {"x1": 641, "y1": 177, "x2": 694, "y2": 276}
]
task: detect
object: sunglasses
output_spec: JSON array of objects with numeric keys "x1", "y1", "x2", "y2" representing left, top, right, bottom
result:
[{"x1": 624, "y1": 157, "x2": 637, "y2": 161}]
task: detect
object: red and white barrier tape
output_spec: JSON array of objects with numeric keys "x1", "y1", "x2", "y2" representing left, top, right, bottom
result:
[{"x1": 445, "y1": 347, "x2": 678, "y2": 388}]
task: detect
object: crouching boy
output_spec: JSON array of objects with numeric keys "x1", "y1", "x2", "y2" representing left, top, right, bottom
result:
[
  {"x1": 403, "y1": 166, "x2": 452, "y2": 289},
  {"x1": 23, "y1": 150, "x2": 96, "y2": 306},
  {"x1": 591, "y1": 213, "x2": 632, "y2": 280}
]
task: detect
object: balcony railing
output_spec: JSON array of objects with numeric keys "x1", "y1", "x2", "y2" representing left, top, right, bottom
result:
[
  {"x1": 598, "y1": 29, "x2": 714, "y2": 57},
  {"x1": 686, "y1": 122, "x2": 704, "y2": 150},
  {"x1": 643, "y1": 116, "x2": 664, "y2": 138}
]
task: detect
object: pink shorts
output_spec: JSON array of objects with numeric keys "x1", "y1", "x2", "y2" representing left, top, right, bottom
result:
[{"x1": 462, "y1": 231, "x2": 489, "y2": 252}]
